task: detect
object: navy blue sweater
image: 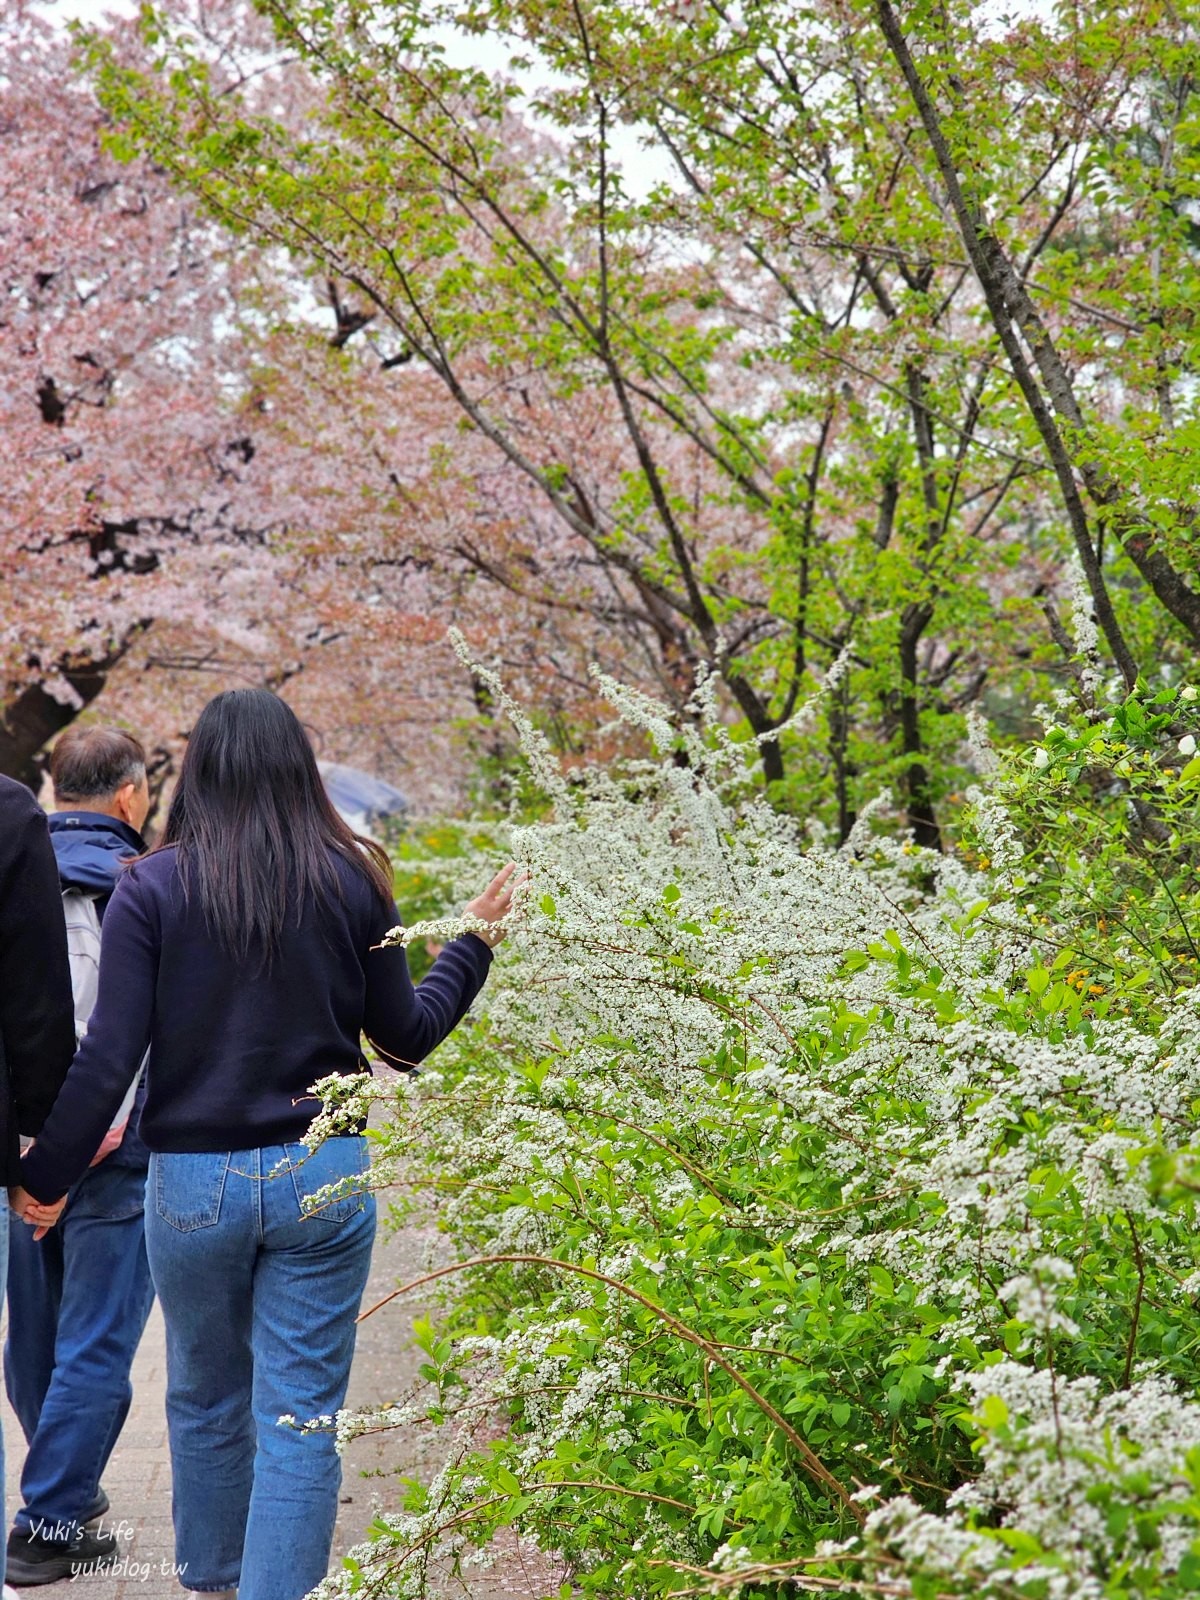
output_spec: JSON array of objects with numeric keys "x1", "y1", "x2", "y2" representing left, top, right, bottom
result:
[{"x1": 22, "y1": 845, "x2": 491, "y2": 1203}]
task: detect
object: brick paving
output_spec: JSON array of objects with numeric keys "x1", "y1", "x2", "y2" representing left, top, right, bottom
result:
[{"x1": 2, "y1": 1217, "x2": 559, "y2": 1600}]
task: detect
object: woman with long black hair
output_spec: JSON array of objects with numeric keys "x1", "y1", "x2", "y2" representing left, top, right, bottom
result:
[{"x1": 13, "y1": 688, "x2": 516, "y2": 1600}]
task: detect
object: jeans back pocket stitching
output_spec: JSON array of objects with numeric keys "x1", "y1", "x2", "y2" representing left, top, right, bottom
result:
[{"x1": 153, "y1": 1154, "x2": 230, "y2": 1232}]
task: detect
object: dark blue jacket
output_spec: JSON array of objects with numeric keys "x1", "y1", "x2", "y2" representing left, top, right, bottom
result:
[
  {"x1": 21, "y1": 845, "x2": 492, "y2": 1203},
  {"x1": 49, "y1": 812, "x2": 145, "y2": 909},
  {"x1": 48, "y1": 812, "x2": 150, "y2": 1169}
]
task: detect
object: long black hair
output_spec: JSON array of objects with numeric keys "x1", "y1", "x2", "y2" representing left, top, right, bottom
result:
[{"x1": 157, "y1": 688, "x2": 393, "y2": 963}]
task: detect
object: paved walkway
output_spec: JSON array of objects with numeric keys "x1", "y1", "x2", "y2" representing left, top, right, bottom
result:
[{"x1": 2, "y1": 1217, "x2": 557, "y2": 1600}]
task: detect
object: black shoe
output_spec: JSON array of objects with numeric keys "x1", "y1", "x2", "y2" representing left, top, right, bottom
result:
[
  {"x1": 5, "y1": 1527, "x2": 118, "y2": 1586},
  {"x1": 82, "y1": 1491, "x2": 109, "y2": 1526}
]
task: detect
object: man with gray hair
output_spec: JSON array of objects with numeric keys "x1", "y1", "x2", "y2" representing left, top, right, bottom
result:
[{"x1": 5, "y1": 728, "x2": 154, "y2": 1586}]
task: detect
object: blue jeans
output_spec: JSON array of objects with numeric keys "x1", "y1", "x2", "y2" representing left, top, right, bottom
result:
[
  {"x1": 145, "y1": 1138, "x2": 376, "y2": 1600},
  {"x1": 5, "y1": 1160, "x2": 154, "y2": 1540}
]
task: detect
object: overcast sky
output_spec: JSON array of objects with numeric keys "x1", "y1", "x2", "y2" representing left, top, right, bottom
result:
[{"x1": 33, "y1": 0, "x2": 675, "y2": 197}]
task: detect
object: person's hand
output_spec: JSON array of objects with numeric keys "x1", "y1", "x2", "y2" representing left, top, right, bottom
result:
[
  {"x1": 88, "y1": 1123, "x2": 126, "y2": 1167},
  {"x1": 464, "y1": 863, "x2": 523, "y2": 949},
  {"x1": 8, "y1": 1186, "x2": 66, "y2": 1241}
]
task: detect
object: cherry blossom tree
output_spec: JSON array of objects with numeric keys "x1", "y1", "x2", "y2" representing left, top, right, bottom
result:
[
  {"x1": 0, "y1": 0, "x2": 290, "y2": 782},
  {"x1": 2, "y1": 0, "x2": 670, "y2": 804}
]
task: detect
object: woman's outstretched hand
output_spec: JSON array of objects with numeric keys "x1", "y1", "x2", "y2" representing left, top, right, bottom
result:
[{"x1": 465, "y1": 863, "x2": 523, "y2": 949}]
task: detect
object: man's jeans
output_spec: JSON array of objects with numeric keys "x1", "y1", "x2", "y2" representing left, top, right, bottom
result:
[
  {"x1": 145, "y1": 1138, "x2": 376, "y2": 1600},
  {"x1": 5, "y1": 1160, "x2": 154, "y2": 1540}
]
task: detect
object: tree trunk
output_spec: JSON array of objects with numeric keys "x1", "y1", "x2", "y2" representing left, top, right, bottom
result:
[
  {"x1": 899, "y1": 608, "x2": 942, "y2": 851},
  {"x1": 0, "y1": 663, "x2": 113, "y2": 789},
  {"x1": 830, "y1": 676, "x2": 858, "y2": 845},
  {"x1": 0, "y1": 626, "x2": 148, "y2": 789},
  {"x1": 724, "y1": 671, "x2": 786, "y2": 786},
  {"x1": 873, "y1": 0, "x2": 1152, "y2": 682}
]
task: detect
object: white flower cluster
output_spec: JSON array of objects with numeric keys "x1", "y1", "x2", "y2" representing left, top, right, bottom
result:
[
  {"x1": 314, "y1": 663, "x2": 1200, "y2": 1599},
  {"x1": 866, "y1": 1365, "x2": 1200, "y2": 1598},
  {"x1": 1065, "y1": 554, "x2": 1102, "y2": 702}
]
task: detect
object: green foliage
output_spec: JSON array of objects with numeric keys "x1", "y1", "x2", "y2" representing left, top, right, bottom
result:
[
  {"x1": 333, "y1": 682, "x2": 1200, "y2": 1599},
  {"x1": 388, "y1": 822, "x2": 496, "y2": 981},
  {"x1": 970, "y1": 682, "x2": 1200, "y2": 1006}
]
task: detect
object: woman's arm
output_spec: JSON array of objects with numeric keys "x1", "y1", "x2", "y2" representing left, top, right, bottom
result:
[
  {"x1": 364, "y1": 927, "x2": 493, "y2": 1068},
  {"x1": 363, "y1": 865, "x2": 517, "y2": 1067},
  {"x1": 20, "y1": 872, "x2": 158, "y2": 1204}
]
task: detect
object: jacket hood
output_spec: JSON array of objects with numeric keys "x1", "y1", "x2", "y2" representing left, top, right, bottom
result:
[{"x1": 48, "y1": 812, "x2": 146, "y2": 897}]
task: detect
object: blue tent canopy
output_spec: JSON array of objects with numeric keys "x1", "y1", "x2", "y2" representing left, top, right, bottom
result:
[{"x1": 318, "y1": 762, "x2": 408, "y2": 831}]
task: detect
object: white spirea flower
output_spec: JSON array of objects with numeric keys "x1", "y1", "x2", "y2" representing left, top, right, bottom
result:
[
  {"x1": 303, "y1": 649, "x2": 1200, "y2": 1600},
  {"x1": 1065, "y1": 554, "x2": 1101, "y2": 699}
]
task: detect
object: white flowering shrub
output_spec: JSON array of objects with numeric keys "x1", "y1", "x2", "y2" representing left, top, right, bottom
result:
[{"x1": 319, "y1": 669, "x2": 1200, "y2": 1600}]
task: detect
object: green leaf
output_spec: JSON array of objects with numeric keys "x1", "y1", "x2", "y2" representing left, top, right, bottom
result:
[{"x1": 978, "y1": 1395, "x2": 1009, "y2": 1430}]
